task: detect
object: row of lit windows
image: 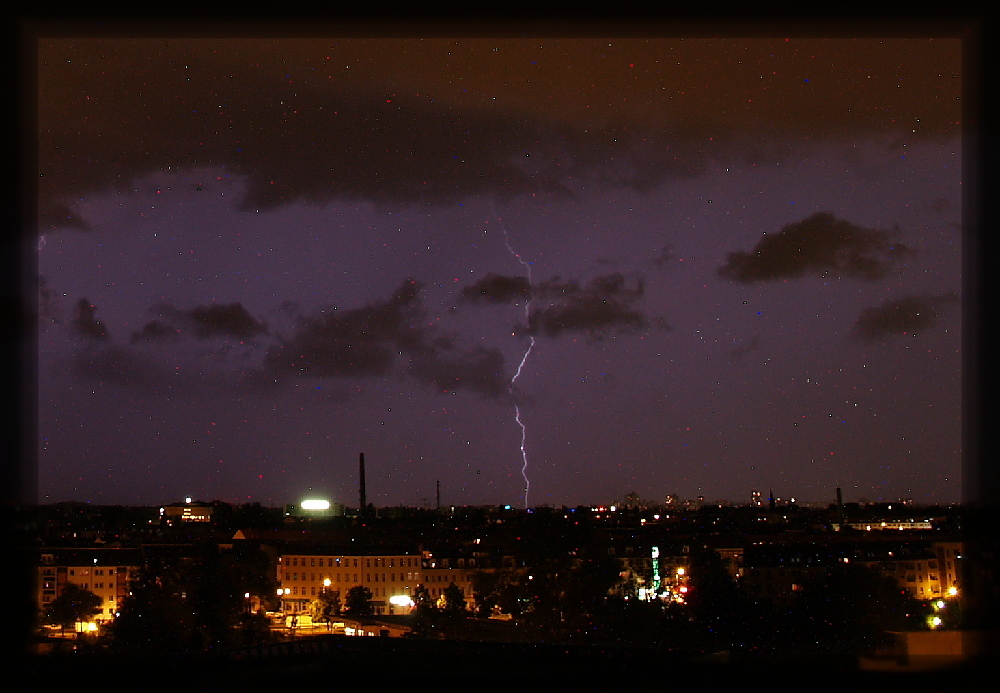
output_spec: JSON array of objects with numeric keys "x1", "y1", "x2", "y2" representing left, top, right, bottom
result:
[
  {"x1": 41, "y1": 591, "x2": 115, "y2": 604},
  {"x1": 60, "y1": 582, "x2": 118, "y2": 594},
  {"x1": 286, "y1": 585, "x2": 409, "y2": 598},
  {"x1": 284, "y1": 572, "x2": 418, "y2": 583},
  {"x1": 65, "y1": 568, "x2": 120, "y2": 576},
  {"x1": 282, "y1": 556, "x2": 420, "y2": 569}
]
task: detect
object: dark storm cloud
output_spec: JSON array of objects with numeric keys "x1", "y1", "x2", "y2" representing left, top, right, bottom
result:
[
  {"x1": 853, "y1": 293, "x2": 959, "y2": 341},
  {"x1": 71, "y1": 298, "x2": 109, "y2": 341},
  {"x1": 130, "y1": 319, "x2": 181, "y2": 344},
  {"x1": 528, "y1": 273, "x2": 648, "y2": 339},
  {"x1": 263, "y1": 280, "x2": 507, "y2": 397},
  {"x1": 406, "y1": 342, "x2": 508, "y2": 397},
  {"x1": 39, "y1": 202, "x2": 91, "y2": 232},
  {"x1": 718, "y1": 213, "x2": 913, "y2": 283},
  {"x1": 66, "y1": 282, "x2": 506, "y2": 397},
  {"x1": 69, "y1": 339, "x2": 282, "y2": 396},
  {"x1": 186, "y1": 303, "x2": 268, "y2": 339},
  {"x1": 461, "y1": 272, "x2": 652, "y2": 339},
  {"x1": 462, "y1": 274, "x2": 533, "y2": 304},
  {"x1": 130, "y1": 302, "x2": 268, "y2": 342},
  {"x1": 264, "y1": 280, "x2": 423, "y2": 378},
  {"x1": 37, "y1": 42, "x2": 733, "y2": 229},
  {"x1": 38, "y1": 39, "x2": 961, "y2": 230},
  {"x1": 32, "y1": 55, "x2": 574, "y2": 224},
  {"x1": 71, "y1": 344, "x2": 158, "y2": 388}
]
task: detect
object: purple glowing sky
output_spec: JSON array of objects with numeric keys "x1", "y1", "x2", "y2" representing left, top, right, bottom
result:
[{"x1": 36, "y1": 33, "x2": 963, "y2": 507}]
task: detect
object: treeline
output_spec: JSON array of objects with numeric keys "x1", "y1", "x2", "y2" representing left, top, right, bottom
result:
[
  {"x1": 101, "y1": 542, "x2": 278, "y2": 655},
  {"x1": 459, "y1": 547, "x2": 933, "y2": 655}
]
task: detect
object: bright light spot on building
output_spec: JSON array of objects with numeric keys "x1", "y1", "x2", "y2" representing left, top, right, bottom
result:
[
  {"x1": 389, "y1": 595, "x2": 413, "y2": 607},
  {"x1": 301, "y1": 499, "x2": 331, "y2": 510}
]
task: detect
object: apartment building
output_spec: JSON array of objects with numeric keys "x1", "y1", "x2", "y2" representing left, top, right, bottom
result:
[
  {"x1": 38, "y1": 548, "x2": 142, "y2": 623},
  {"x1": 277, "y1": 550, "x2": 473, "y2": 615}
]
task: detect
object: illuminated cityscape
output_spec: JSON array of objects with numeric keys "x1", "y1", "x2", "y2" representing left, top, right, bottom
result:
[
  {"x1": 20, "y1": 485, "x2": 991, "y2": 680},
  {"x1": 18, "y1": 23, "x2": 994, "y2": 682}
]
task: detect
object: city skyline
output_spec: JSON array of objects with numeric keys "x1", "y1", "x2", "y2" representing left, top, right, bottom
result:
[{"x1": 35, "y1": 28, "x2": 966, "y2": 508}]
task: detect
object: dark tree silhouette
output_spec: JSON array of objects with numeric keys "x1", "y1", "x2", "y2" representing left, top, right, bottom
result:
[
  {"x1": 107, "y1": 543, "x2": 277, "y2": 654},
  {"x1": 105, "y1": 562, "x2": 193, "y2": 654},
  {"x1": 411, "y1": 584, "x2": 440, "y2": 635},
  {"x1": 788, "y1": 561, "x2": 928, "y2": 656},
  {"x1": 311, "y1": 589, "x2": 341, "y2": 623},
  {"x1": 42, "y1": 583, "x2": 102, "y2": 634},
  {"x1": 344, "y1": 585, "x2": 373, "y2": 617},
  {"x1": 559, "y1": 556, "x2": 621, "y2": 643},
  {"x1": 685, "y1": 547, "x2": 743, "y2": 651},
  {"x1": 442, "y1": 582, "x2": 467, "y2": 617},
  {"x1": 185, "y1": 546, "x2": 255, "y2": 650},
  {"x1": 471, "y1": 570, "x2": 500, "y2": 617}
]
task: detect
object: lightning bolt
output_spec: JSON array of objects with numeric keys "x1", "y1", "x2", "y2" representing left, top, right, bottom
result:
[{"x1": 497, "y1": 210, "x2": 535, "y2": 509}]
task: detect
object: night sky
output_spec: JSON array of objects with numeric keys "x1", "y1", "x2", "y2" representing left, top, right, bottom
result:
[{"x1": 35, "y1": 32, "x2": 964, "y2": 509}]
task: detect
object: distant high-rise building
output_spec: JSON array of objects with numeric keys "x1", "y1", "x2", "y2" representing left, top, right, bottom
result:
[{"x1": 359, "y1": 452, "x2": 367, "y2": 518}]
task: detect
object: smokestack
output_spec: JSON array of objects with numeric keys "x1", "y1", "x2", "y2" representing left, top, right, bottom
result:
[
  {"x1": 359, "y1": 452, "x2": 367, "y2": 517},
  {"x1": 436, "y1": 480, "x2": 440, "y2": 511},
  {"x1": 836, "y1": 487, "x2": 845, "y2": 527}
]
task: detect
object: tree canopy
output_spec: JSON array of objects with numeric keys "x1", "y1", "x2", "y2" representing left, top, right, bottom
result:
[
  {"x1": 442, "y1": 582, "x2": 467, "y2": 617},
  {"x1": 311, "y1": 589, "x2": 341, "y2": 622},
  {"x1": 344, "y1": 585, "x2": 373, "y2": 617},
  {"x1": 43, "y1": 583, "x2": 102, "y2": 631}
]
